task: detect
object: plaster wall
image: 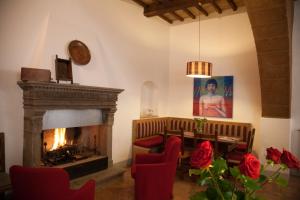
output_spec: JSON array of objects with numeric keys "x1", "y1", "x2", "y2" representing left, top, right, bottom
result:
[
  {"x1": 291, "y1": 1, "x2": 300, "y2": 159},
  {"x1": 0, "y1": 0, "x2": 169, "y2": 171}
]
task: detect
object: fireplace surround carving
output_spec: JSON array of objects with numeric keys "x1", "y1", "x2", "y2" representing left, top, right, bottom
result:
[{"x1": 18, "y1": 81, "x2": 123, "y2": 167}]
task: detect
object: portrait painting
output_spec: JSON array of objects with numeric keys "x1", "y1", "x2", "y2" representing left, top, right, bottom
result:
[{"x1": 193, "y1": 76, "x2": 233, "y2": 118}]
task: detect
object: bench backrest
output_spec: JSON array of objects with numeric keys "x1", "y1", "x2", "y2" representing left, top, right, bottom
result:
[
  {"x1": 132, "y1": 117, "x2": 252, "y2": 143},
  {"x1": 204, "y1": 120, "x2": 252, "y2": 142},
  {"x1": 132, "y1": 118, "x2": 168, "y2": 141}
]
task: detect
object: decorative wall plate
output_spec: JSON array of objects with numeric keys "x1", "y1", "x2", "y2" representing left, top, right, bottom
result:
[{"x1": 68, "y1": 40, "x2": 91, "y2": 65}]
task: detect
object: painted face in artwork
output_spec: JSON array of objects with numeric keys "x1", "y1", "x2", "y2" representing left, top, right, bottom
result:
[{"x1": 206, "y1": 83, "x2": 217, "y2": 94}]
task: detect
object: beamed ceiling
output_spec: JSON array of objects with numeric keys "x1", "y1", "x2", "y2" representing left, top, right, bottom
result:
[
  {"x1": 130, "y1": 0, "x2": 295, "y2": 119},
  {"x1": 131, "y1": 0, "x2": 244, "y2": 23}
]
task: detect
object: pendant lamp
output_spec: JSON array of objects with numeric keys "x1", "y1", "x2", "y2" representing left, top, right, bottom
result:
[{"x1": 186, "y1": 11, "x2": 212, "y2": 78}]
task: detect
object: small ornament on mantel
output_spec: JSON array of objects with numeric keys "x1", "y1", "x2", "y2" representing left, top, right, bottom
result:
[
  {"x1": 55, "y1": 55, "x2": 73, "y2": 84},
  {"x1": 21, "y1": 67, "x2": 51, "y2": 82}
]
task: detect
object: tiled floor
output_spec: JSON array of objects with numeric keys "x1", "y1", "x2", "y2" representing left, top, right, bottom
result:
[{"x1": 95, "y1": 168, "x2": 300, "y2": 200}]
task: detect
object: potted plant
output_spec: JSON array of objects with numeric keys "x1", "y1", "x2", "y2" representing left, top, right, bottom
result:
[{"x1": 194, "y1": 118, "x2": 208, "y2": 134}]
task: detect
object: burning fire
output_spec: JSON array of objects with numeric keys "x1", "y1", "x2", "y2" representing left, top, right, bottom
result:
[{"x1": 50, "y1": 128, "x2": 67, "y2": 151}]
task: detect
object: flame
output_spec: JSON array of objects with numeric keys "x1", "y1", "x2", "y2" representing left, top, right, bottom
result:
[{"x1": 50, "y1": 128, "x2": 66, "y2": 150}]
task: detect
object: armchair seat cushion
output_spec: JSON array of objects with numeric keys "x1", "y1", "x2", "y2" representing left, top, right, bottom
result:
[{"x1": 133, "y1": 135, "x2": 163, "y2": 148}]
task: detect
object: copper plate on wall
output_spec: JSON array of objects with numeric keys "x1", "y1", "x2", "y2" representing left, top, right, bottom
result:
[{"x1": 68, "y1": 40, "x2": 91, "y2": 65}]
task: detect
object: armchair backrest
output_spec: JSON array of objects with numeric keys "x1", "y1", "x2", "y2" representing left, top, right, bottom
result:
[
  {"x1": 10, "y1": 166, "x2": 71, "y2": 200},
  {"x1": 163, "y1": 136, "x2": 181, "y2": 183},
  {"x1": 164, "y1": 136, "x2": 181, "y2": 162}
]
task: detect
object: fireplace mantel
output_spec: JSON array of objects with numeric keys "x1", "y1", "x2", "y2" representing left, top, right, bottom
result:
[{"x1": 18, "y1": 81, "x2": 124, "y2": 167}]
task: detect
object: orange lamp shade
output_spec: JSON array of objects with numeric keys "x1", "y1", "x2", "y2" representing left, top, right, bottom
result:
[{"x1": 186, "y1": 61, "x2": 212, "y2": 78}]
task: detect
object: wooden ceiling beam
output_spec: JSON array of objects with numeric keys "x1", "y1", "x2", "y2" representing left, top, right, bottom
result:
[
  {"x1": 132, "y1": 0, "x2": 147, "y2": 7},
  {"x1": 194, "y1": 4, "x2": 209, "y2": 16},
  {"x1": 227, "y1": 0, "x2": 237, "y2": 11},
  {"x1": 183, "y1": 8, "x2": 196, "y2": 19},
  {"x1": 144, "y1": 0, "x2": 208, "y2": 17},
  {"x1": 210, "y1": 0, "x2": 222, "y2": 13},
  {"x1": 171, "y1": 11, "x2": 184, "y2": 21},
  {"x1": 159, "y1": 15, "x2": 173, "y2": 24}
]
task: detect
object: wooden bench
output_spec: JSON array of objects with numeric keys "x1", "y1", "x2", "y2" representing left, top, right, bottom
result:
[{"x1": 132, "y1": 117, "x2": 253, "y2": 160}]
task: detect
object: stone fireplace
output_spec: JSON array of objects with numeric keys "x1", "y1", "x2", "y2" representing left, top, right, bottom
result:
[{"x1": 18, "y1": 81, "x2": 123, "y2": 176}]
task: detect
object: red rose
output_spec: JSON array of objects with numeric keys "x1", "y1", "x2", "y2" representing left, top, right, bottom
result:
[
  {"x1": 281, "y1": 149, "x2": 300, "y2": 169},
  {"x1": 266, "y1": 147, "x2": 282, "y2": 164},
  {"x1": 239, "y1": 153, "x2": 260, "y2": 179},
  {"x1": 190, "y1": 141, "x2": 213, "y2": 168}
]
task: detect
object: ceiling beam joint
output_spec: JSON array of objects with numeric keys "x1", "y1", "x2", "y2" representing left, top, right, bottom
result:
[
  {"x1": 144, "y1": 0, "x2": 209, "y2": 17},
  {"x1": 227, "y1": 0, "x2": 237, "y2": 11}
]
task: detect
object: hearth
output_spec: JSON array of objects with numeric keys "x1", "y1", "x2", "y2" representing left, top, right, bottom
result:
[
  {"x1": 18, "y1": 81, "x2": 123, "y2": 178},
  {"x1": 42, "y1": 125, "x2": 101, "y2": 166}
]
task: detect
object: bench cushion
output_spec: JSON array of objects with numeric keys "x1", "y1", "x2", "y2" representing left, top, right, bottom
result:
[{"x1": 134, "y1": 135, "x2": 163, "y2": 148}]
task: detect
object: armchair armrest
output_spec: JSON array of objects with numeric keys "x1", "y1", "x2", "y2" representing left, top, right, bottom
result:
[
  {"x1": 135, "y1": 163, "x2": 173, "y2": 200},
  {"x1": 135, "y1": 153, "x2": 164, "y2": 164},
  {"x1": 69, "y1": 180, "x2": 95, "y2": 200}
]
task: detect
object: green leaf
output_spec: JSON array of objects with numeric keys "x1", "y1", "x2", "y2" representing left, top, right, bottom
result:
[
  {"x1": 205, "y1": 187, "x2": 218, "y2": 199},
  {"x1": 230, "y1": 166, "x2": 240, "y2": 178},
  {"x1": 235, "y1": 190, "x2": 245, "y2": 200},
  {"x1": 212, "y1": 158, "x2": 228, "y2": 174},
  {"x1": 244, "y1": 177, "x2": 261, "y2": 191},
  {"x1": 280, "y1": 163, "x2": 288, "y2": 170},
  {"x1": 198, "y1": 177, "x2": 211, "y2": 186},
  {"x1": 190, "y1": 191, "x2": 209, "y2": 200},
  {"x1": 275, "y1": 176, "x2": 288, "y2": 187},
  {"x1": 258, "y1": 174, "x2": 267, "y2": 183},
  {"x1": 219, "y1": 179, "x2": 234, "y2": 192},
  {"x1": 267, "y1": 160, "x2": 274, "y2": 167},
  {"x1": 224, "y1": 191, "x2": 237, "y2": 200},
  {"x1": 260, "y1": 164, "x2": 264, "y2": 173},
  {"x1": 189, "y1": 169, "x2": 203, "y2": 176}
]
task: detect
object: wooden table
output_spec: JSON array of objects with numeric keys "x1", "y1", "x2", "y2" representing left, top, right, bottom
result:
[
  {"x1": 0, "y1": 173, "x2": 11, "y2": 200},
  {"x1": 183, "y1": 131, "x2": 246, "y2": 154}
]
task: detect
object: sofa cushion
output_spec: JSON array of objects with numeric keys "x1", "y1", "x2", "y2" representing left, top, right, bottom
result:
[{"x1": 134, "y1": 135, "x2": 164, "y2": 148}]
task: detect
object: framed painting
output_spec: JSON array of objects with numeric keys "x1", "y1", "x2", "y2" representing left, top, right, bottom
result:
[{"x1": 193, "y1": 76, "x2": 233, "y2": 118}]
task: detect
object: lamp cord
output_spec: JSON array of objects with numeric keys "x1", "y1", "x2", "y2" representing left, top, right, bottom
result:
[{"x1": 198, "y1": 14, "x2": 200, "y2": 61}]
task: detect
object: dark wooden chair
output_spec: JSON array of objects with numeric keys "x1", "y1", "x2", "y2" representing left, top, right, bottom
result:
[
  {"x1": 193, "y1": 129, "x2": 219, "y2": 157},
  {"x1": 0, "y1": 132, "x2": 4, "y2": 172},
  {"x1": 226, "y1": 128, "x2": 255, "y2": 165},
  {"x1": 164, "y1": 127, "x2": 193, "y2": 179},
  {"x1": 163, "y1": 127, "x2": 184, "y2": 154}
]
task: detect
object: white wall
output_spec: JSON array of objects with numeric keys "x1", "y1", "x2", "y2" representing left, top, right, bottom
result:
[
  {"x1": 168, "y1": 13, "x2": 262, "y2": 155},
  {"x1": 291, "y1": 1, "x2": 300, "y2": 159},
  {"x1": 0, "y1": 0, "x2": 170, "y2": 171}
]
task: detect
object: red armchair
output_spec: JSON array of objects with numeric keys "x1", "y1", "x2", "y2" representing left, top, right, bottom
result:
[
  {"x1": 9, "y1": 165, "x2": 95, "y2": 200},
  {"x1": 131, "y1": 136, "x2": 181, "y2": 200}
]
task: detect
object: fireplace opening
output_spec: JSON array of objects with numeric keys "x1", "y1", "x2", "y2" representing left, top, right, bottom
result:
[{"x1": 41, "y1": 125, "x2": 108, "y2": 179}]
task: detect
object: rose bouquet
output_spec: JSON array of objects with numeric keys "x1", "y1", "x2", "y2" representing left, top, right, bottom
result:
[{"x1": 189, "y1": 141, "x2": 300, "y2": 200}]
